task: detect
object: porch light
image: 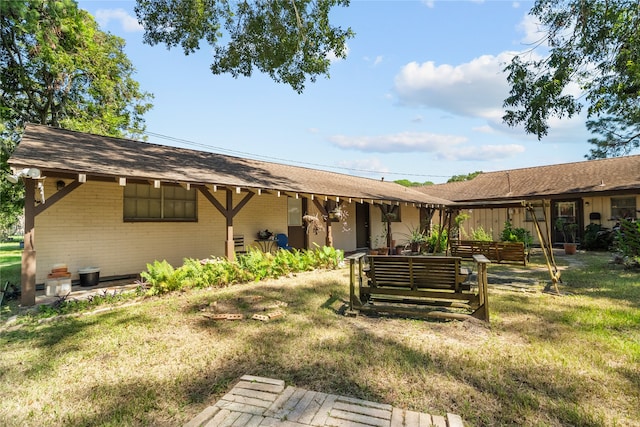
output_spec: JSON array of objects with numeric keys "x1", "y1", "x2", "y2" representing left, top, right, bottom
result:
[
  {"x1": 153, "y1": 180, "x2": 161, "y2": 188},
  {"x1": 118, "y1": 177, "x2": 126, "y2": 186},
  {"x1": 78, "y1": 173, "x2": 87, "y2": 183},
  {"x1": 6, "y1": 167, "x2": 41, "y2": 184}
]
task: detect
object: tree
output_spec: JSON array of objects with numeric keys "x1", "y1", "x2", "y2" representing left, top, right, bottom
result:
[
  {"x1": 394, "y1": 179, "x2": 434, "y2": 187},
  {"x1": 447, "y1": 171, "x2": 482, "y2": 183},
  {"x1": 1, "y1": 0, "x2": 154, "y2": 234},
  {"x1": 134, "y1": 0, "x2": 354, "y2": 93},
  {"x1": 503, "y1": 0, "x2": 640, "y2": 158},
  {"x1": 1, "y1": 0, "x2": 153, "y2": 137}
]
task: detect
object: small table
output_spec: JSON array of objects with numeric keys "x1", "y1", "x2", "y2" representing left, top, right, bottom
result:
[{"x1": 254, "y1": 238, "x2": 276, "y2": 253}]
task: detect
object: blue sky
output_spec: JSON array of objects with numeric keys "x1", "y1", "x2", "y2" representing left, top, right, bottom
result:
[{"x1": 78, "y1": 0, "x2": 596, "y2": 184}]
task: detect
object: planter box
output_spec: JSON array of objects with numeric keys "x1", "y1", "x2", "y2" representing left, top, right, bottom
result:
[{"x1": 78, "y1": 267, "x2": 100, "y2": 287}]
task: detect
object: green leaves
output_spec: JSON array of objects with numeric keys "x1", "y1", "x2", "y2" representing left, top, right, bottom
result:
[
  {"x1": 135, "y1": 0, "x2": 353, "y2": 93},
  {"x1": 140, "y1": 246, "x2": 344, "y2": 296},
  {"x1": 503, "y1": 0, "x2": 640, "y2": 157},
  {"x1": 1, "y1": 0, "x2": 153, "y2": 137}
]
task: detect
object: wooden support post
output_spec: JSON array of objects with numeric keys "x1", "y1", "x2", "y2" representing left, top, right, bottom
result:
[
  {"x1": 472, "y1": 254, "x2": 490, "y2": 322},
  {"x1": 21, "y1": 179, "x2": 36, "y2": 306},
  {"x1": 527, "y1": 202, "x2": 561, "y2": 293}
]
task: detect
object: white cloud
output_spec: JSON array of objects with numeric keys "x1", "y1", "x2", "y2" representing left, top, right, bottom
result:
[
  {"x1": 336, "y1": 158, "x2": 390, "y2": 175},
  {"x1": 439, "y1": 144, "x2": 525, "y2": 161},
  {"x1": 328, "y1": 130, "x2": 526, "y2": 163},
  {"x1": 328, "y1": 131, "x2": 467, "y2": 153},
  {"x1": 421, "y1": 0, "x2": 435, "y2": 8},
  {"x1": 394, "y1": 52, "x2": 517, "y2": 121},
  {"x1": 517, "y1": 13, "x2": 546, "y2": 46},
  {"x1": 327, "y1": 43, "x2": 350, "y2": 63},
  {"x1": 95, "y1": 9, "x2": 143, "y2": 32}
]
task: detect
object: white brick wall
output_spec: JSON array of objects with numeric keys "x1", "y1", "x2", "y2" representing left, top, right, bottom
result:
[
  {"x1": 33, "y1": 181, "x2": 290, "y2": 283},
  {"x1": 32, "y1": 180, "x2": 428, "y2": 282}
]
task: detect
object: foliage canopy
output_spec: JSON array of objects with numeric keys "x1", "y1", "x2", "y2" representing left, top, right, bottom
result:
[
  {"x1": 135, "y1": 0, "x2": 354, "y2": 93},
  {"x1": 503, "y1": 0, "x2": 640, "y2": 158},
  {"x1": 1, "y1": 0, "x2": 153, "y2": 234}
]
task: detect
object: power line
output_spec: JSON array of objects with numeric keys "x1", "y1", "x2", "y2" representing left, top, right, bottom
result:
[{"x1": 142, "y1": 130, "x2": 452, "y2": 179}]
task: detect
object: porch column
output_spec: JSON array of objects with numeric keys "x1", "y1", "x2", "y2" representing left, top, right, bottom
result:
[
  {"x1": 225, "y1": 190, "x2": 234, "y2": 260},
  {"x1": 21, "y1": 179, "x2": 36, "y2": 306}
]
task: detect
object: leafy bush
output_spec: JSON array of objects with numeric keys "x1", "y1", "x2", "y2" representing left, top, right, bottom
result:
[
  {"x1": 501, "y1": 221, "x2": 533, "y2": 248},
  {"x1": 470, "y1": 226, "x2": 493, "y2": 241},
  {"x1": 614, "y1": 219, "x2": 640, "y2": 265},
  {"x1": 140, "y1": 246, "x2": 344, "y2": 296},
  {"x1": 427, "y1": 225, "x2": 447, "y2": 253},
  {"x1": 581, "y1": 223, "x2": 614, "y2": 251},
  {"x1": 140, "y1": 260, "x2": 182, "y2": 296}
]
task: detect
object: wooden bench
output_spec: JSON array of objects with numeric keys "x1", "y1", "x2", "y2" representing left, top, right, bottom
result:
[
  {"x1": 346, "y1": 254, "x2": 490, "y2": 322},
  {"x1": 451, "y1": 240, "x2": 527, "y2": 266}
]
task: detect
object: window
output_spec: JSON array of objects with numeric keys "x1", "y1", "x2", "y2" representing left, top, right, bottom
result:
[
  {"x1": 287, "y1": 197, "x2": 303, "y2": 226},
  {"x1": 124, "y1": 183, "x2": 196, "y2": 221},
  {"x1": 556, "y1": 201, "x2": 575, "y2": 219},
  {"x1": 525, "y1": 204, "x2": 545, "y2": 222},
  {"x1": 611, "y1": 197, "x2": 637, "y2": 220},
  {"x1": 381, "y1": 205, "x2": 401, "y2": 222}
]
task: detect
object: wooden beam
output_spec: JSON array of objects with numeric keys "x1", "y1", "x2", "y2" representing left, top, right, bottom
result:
[
  {"x1": 34, "y1": 180, "x2": 83, "y2": 216},
  {"x1": 21, "y1": 179, "x2": 36, "y2": 306}
]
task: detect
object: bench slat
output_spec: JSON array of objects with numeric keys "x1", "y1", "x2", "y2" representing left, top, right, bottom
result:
[{"x1": 350, "y1": 254, "x2": 489, "y2": 322}]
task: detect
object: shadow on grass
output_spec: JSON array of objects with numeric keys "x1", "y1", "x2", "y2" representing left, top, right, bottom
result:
[
  {"x1": 2, "y1": 266, "x2": 636, "y2": 426},
  {"x1": 1, "y1": 310, "x2": 154, "y2": 382},
  {"x1": 175, "y1": 277, "x2": 620, "y2": 426}
]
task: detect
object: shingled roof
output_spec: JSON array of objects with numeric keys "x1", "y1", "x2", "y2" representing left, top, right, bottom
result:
[
  {"x1": 9, "y1": 124, "x2": 451, "y2": 206},
  {"x1": 417, "y1": 155, "x2": 640, "y2": 205}
]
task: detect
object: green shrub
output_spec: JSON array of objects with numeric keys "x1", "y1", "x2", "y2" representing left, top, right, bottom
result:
[
  {"x1": 582, "y1": 223, "x2": 613, "y2": 251},
  {"x1": 615, "y1": 219, "x2": 640, "y2": 264},
  {"x1": 140, "y1": 260, "x2": 182, "y2": 295},
  {"x1": 470, "y1": 226, "x2": 493, "y2": 241},
  {"x1": 427, "y1": 226, "x2": 447, "y2": 253},
  {"x1": 140, "y1": 246, "x2": 344, "y2": 296},
  {"x1": 501, "y1": 220, "x2": 533, "y2": 248},
  {"x1": 310, "y1": 244, "x2": 344, "y2": 269}
]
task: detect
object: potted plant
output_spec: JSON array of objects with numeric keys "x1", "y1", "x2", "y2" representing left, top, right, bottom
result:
[
  {"x1": 401, "y1": 224, "x2": 427, "y2": 253},
  {"x1": 372, "y1": 232, "x2": 388, "y2": 255},
  {"x1": 556, "y1": 218, "x2": 579, "y2": 254}
]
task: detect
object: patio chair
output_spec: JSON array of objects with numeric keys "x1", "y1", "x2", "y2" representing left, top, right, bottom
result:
[
  {"x1": 233, "y1": 235, "x2": 247, "y2": 254},
  {"x1": 275, "y1": 233, "x2": 293, "y2": 250}
]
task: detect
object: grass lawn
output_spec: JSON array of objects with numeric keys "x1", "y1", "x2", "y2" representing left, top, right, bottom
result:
[
  {"x1": 1, "y1": 241, "x2": 22, "y2": 310},
  {"x1": 0, "y1": 251, "x2": 638, "y2": 426},
  {"x1": 0, "y1": 240, "x2": 22, "y2": 282}
]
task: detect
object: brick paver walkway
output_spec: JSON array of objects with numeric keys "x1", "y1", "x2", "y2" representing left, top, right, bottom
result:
[{"x1": 185, "y1": 375, "x2": 464, "y2": 427}]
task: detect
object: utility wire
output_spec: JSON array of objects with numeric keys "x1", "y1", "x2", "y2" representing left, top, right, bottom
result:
[{"x1": 142, "y1": 130, "x2": 452, "y2": 179}]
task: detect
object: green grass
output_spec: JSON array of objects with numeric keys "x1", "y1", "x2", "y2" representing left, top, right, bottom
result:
[
  {"x1": 0, "y1": 241, "x2": 22, "y2": 285},
  {"x1": 1, "y1": 241, "x2": 22, "y2": 312},
  {"x1": 0, "y1": 251, "x2": 639, "y2": 426}
]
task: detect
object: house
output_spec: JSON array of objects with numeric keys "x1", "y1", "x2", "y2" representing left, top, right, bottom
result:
[
  {"x1": 8, "y1": 124, "x2": 451, "y2": 306},
  {"x1": 417, "y1": 156, "x2": 640, "y2": 245}
]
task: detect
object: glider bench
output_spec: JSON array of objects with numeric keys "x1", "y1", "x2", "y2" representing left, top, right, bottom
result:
[
  {"x1": 346, "y1": 254, "x2": 490, "y2": 322},
  {"x1": 451, "y1": 240, "x2": 527, "y2": 266}
]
